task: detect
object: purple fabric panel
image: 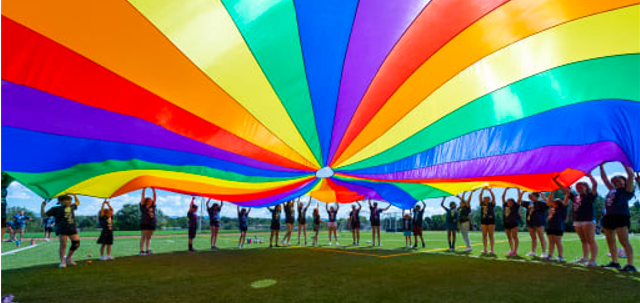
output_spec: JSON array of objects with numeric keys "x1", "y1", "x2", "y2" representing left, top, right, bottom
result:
[
  {"x1": 327, "y1": 0, "x2": 430, "y2": 163},
  {"x1": 343, "y1": 141, "x2": 630, "y2": 180}
]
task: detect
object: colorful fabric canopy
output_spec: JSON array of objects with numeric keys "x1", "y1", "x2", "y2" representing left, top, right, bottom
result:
[{"x1": 2, "y1": 0, "x2": 639, "y2": 208}]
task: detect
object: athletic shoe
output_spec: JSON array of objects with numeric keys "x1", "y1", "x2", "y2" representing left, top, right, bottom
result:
[
  {"x1": 601, "y1": 262, "x2": 621, "y2": 269},
  {"x1": 463, "y1": 247, "x2": 472, "y2": 252},
  {"x1": 107, "y1": 256, "x2": 115, "y2": 260},
  {"x1": 65, "y1": 257, "x2": 77, "y2": 266},
  {"x1": 329, "y1": 241, "x2": 332, "y2": 246},
  {"x1": 587, "y1": 261, "x2": 598, "y2": 267},
  {"x1": 557, "y1": 257, "x2": 565, "y2": 263},
  {"x1": 305, "y1": 241, "x2": 308, "y2": 246},
  {"x1": 572, "y1": 258, "x2": 588, "y2": 265},
  {"x1": 621, "y1": 265, "x2": 637, "y2": 272},
  {"x1": 413, "y1": 244, "x2": 417, "y2": 248},
  {"x1": 58, "y1": 262, "x2": 66, "y2": 268},
  {"x1": 422, "y1": 243, "x2": 426, "y2": 248},
  {"x1": 99, "y1": 256, "x2": 106, "y2": 261},
  {"x1": 525, "y1": 252, "x2": 536, "y2": 257},
  {"x1": 139, "y1": 251, "x2": 147, "y2": 256},
  {"x1": 146, "y1": 250, "x2": 154, "y2": 255},
  {"x1": 336, "y1": 242, "x2": 339, "y2": 246}
]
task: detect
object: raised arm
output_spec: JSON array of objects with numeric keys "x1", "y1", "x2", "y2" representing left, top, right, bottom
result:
[
  {"x1": 502, "y1": 188, "x2": 510, "y2": 205},
  {"x1": 545, "y1": 191, "x2": 553, "y2": 204},
  {"x1": 368, "y1": 199, "x2": 372, "y2": 208},
  {"x1": 336, "y1": 203, "x2": 340, "y2": 211},
  {"x1": 552, "y1": 175, "x2": 569, "y2": 193},
  {"x1": 151, "y1": 188, "x2": 157, "y2": 205},
  {"x1": 325, "y1": 203, "x2": 329, "y2": 212},
  {"x1": 487, "y1": 187, "x2": 495, "y2": 205},
  {"x1": 478, "y1": 188, "x2": 485, "y2": 204},
  {"x1": 237, "y1": 205, "x2": 241, "y2": 214},
  {"x1": 625, "y1": 165, "x2": 634, "y2": 193},
  {"x1": 100, "y1": 200, "x2": 107, "y2": 216},
  {"x1": 636, "y1": 172, "x2": 640, "y2": 190},
  {"x1": 384, "y1": 203, "x2": 392, "y2": 211},
  {"x1": 600, "y1": 163, "x2": 613, "y2": 190},
  {"x1": 247, "y1": 207, "x2": 252, "y2": 215},
  {"x1": 206, "y1": 198, "x2": 212, "y2": 209},
  {"x1": 40, "y1": 200, "x2": 47, "y2": 218},
  {"x1": 441, "y1": 197, "x2": 448, "y2": 211},
  {"x1": 220, "y1": 201, "x2": 224, "y2": 209},
  {"x1": 561, "y1": 189, "x2": 571, "y2": 207},
  {"x1": 421, "y1": 201, "x2": 426, "y2": 209},
  {"x1": 356, "y1": 201, "x2": 361, "y2": 211},
  {"x1": 586, "y1": 173, "x2": 598, "y2": 196},
  {"x1": 516, "y1": 188, "x2": 524, "y2": 204},
  {"x1": 189, "y1": 197, "x2": 195, "y2": 209},
  {"x1": 141, "y1": 188, "x2": 146, "y2": 204},
  {"x1": 267, "y1": 206, "x2": 273, "y2": 212},
  {"x1": 72, "y1": 194, "x2": 80, "y2": 206}
]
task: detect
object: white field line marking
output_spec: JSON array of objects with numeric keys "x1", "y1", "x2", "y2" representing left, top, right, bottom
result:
[{"x1": 1, "y1": 242, "x2": 47, "y2": 256}]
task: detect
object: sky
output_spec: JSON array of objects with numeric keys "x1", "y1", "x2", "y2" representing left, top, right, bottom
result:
[{"x1": 4, "y1": 162, "x2": 637, "y2": 219}]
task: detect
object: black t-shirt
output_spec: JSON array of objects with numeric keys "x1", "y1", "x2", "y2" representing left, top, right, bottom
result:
[
  {"x1": 328, "y1": 210, "x2": 338, "y2": 222},
  {"x1": 349, "y1": 210, "x2": 360, "y2": 223},
  {"x1": 402, "y1": 217, "x2": 412, "y2": 231},
  {"x1": 480, "y1": 202, "x2": 495, "y2": 221},
  {"x1": 46, "y1": 205, "x2": 77, "y2": 231},
  {"x1": 573, "y1": 192, "x2": 596, "y2": 222},
  {"x1": 370, "y1": 207, "x2": 383, "y2": 222},
  {"x1": 412, "y1": 210, "x2": 424, "y2": 226},
  {"x1": 270, "y1": 208, "x2": 280, "y2": 223},
  {"x1": 100, "y1": 215, "x2": 113, "y2": 231},
  {"x1": 140, "y1": 203, "x2": 156, "y2": 226},
  {"x1": 458, "y1": 206, "x2": 471, "y2": 222},
  {"x1": 284, "y1": 203, "x2": 294, "y2": 220}
]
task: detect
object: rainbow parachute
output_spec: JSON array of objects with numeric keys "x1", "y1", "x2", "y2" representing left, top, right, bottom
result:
[{"x1": 2, "y1": 0, "x2": 639, "y2": 208}]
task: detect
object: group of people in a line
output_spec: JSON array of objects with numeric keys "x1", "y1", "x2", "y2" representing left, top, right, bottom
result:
[
  {"x1": 436, "y1": 163, "x2": 637, "y2": 272},
  {"x1": 1, "y1": 162, "x2": 637, "y2": 272}
]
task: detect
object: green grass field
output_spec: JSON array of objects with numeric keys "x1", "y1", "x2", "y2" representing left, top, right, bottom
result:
[{"x1": 2, "y1": 231, "x2": 639, "y2": 302}]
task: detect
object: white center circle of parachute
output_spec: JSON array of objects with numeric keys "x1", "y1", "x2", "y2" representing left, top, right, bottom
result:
[{"x1": 315, "y1": 166, "x2": 334, "y2": 178}]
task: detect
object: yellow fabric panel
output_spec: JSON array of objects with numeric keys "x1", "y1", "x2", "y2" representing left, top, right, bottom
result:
[
  {"x1": 128, "y1": 0, "x2": 318, "y2": 167},
  {"x1": 56, "y1": 170, "x2": 310, "y2": 197}
]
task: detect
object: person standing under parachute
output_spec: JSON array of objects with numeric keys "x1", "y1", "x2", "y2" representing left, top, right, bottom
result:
[
  {"x1": 502, "y1": 188, "x2": 523, "y2": 256},
  {"x1": 206, "y1": 199, "x2": 224, "y2": 249},
  {"x1": 521, "y1": 192, "x2": 548, "y2": 258},
  {"x1": 1, "y1": 173, "x2": 12, "y2": 242},
  {"x1": 97, "y1": 200, "x2": 115, "y2": 260},
  {"x1": 297, "y1": 198, "x2": 311, "y2": 246},
  {"x1": 479, "y1": 187, "x2": 496, "y2": 255},
  {"x1": 140, "y1": 188, "x2": 157, "y2": 256},
  {"x1": 555, "y1": 173, "x2": 598, "y2": 266},
  {"x1": 326, "y1": 203, "x2": 339, "y2": 246},
  {"x1": 267, "y1": 204, "x2": 281, "y2": 248},
  {"x1": 401, "y1": 209, "x2": 412, "y2": 248},
  {"x1": 282, "y1": 200, "x2": 295, "y2": 246},
  {"x1": 42, "y1": 194, "x2": 81, "y2": 268},
  {"x1": 458, "y1": 191, "x2": 474, "y2": 252},
  {"x1": 442, "y1": 198, "x2": 458, "y2": 251},
  {"x1": 348, "y1": 201, "x2": 362, "y2": 246},
  {"x1": 412, "y1": 201, "x2": 426, "y2": 248},
  {"x1": 600, "y1": 163, "x2": 636, "y2": 272},
  {"x1": 369, "y1": 199, "x2": 391, "y2": 247},
  {"x1": 545, "y1": 183, "x2": 570, "y2": 262},
  {"x1": 237, "y1": 206, "x2": 251, "y2": 249},
  {"x1": 187, "y1": 197, "x2": 198, "y2": 252}
]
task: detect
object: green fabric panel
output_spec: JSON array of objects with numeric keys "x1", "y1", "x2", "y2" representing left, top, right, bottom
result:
[
  {"x1": 4, "y1": 160, "x2": 303, "y2": 199},
  {"x1": 340, "y1": 54, "x2": 640, "y2": 171},
  {"x1": 223, "y1": 0, "x2": 322, "y2": 164}
]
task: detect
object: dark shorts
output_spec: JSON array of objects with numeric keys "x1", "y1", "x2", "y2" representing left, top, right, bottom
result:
[
  {"x1": 210, "y1": 220, "x2": 220, "y2": 228},
  {"x1": 188, "y1": 227, "x2": 197, "y2": 239},
  {"x1": 298, "y1": 218, "x2": 306, "y2": 225},
  {"x1": 239, "y1": 225, "x2": 248, "y2": 232},
  {"x1": 1, "y1": 217, "x2": 6, "y2": 228},
  {"x1": 97, "y1": 230, "x2": 114, "y2": 245},
  {"x1": 446, "y1": 221, "x2": 458, "y2": 231},
  {"x1": 546, "y1": 229, "x2": 564, "y2": 236},
  {"x1": 481, "y1": 219, "x2": 495, "y2": 226},
  {"x1": 602, "y1": 215, "x2": 630, "y2": 230},
  {"x1": 45, "y1": 227, "x2": 54, "y2": 233},
  {"x1": 412, "y1": 225, "x2": 423, "y2": 236},
  {"x1": 351, "y1": 221, "x2": 360, "y2": 230},
  {"x1": 271, "y1": 222, "x2": 280, "y2": 231},
  {"x1": 504, "y1": 222, "x2": 519, "y2": 230},
  {"x1": 370, "y1": 219, "x2": 380, "y2": 227},
  {"x1": 57, "y1": 227, "x2": 78, "y2": 236},
  {"x1": 313, "y1": 224, "x2": 320, "y2": 232},
  {"x1": 140, "y1": 223, "x2": 156, "y2": 231},
  {"x1": 285, "y1": 218, "x2": 294, "y2": 224}
]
